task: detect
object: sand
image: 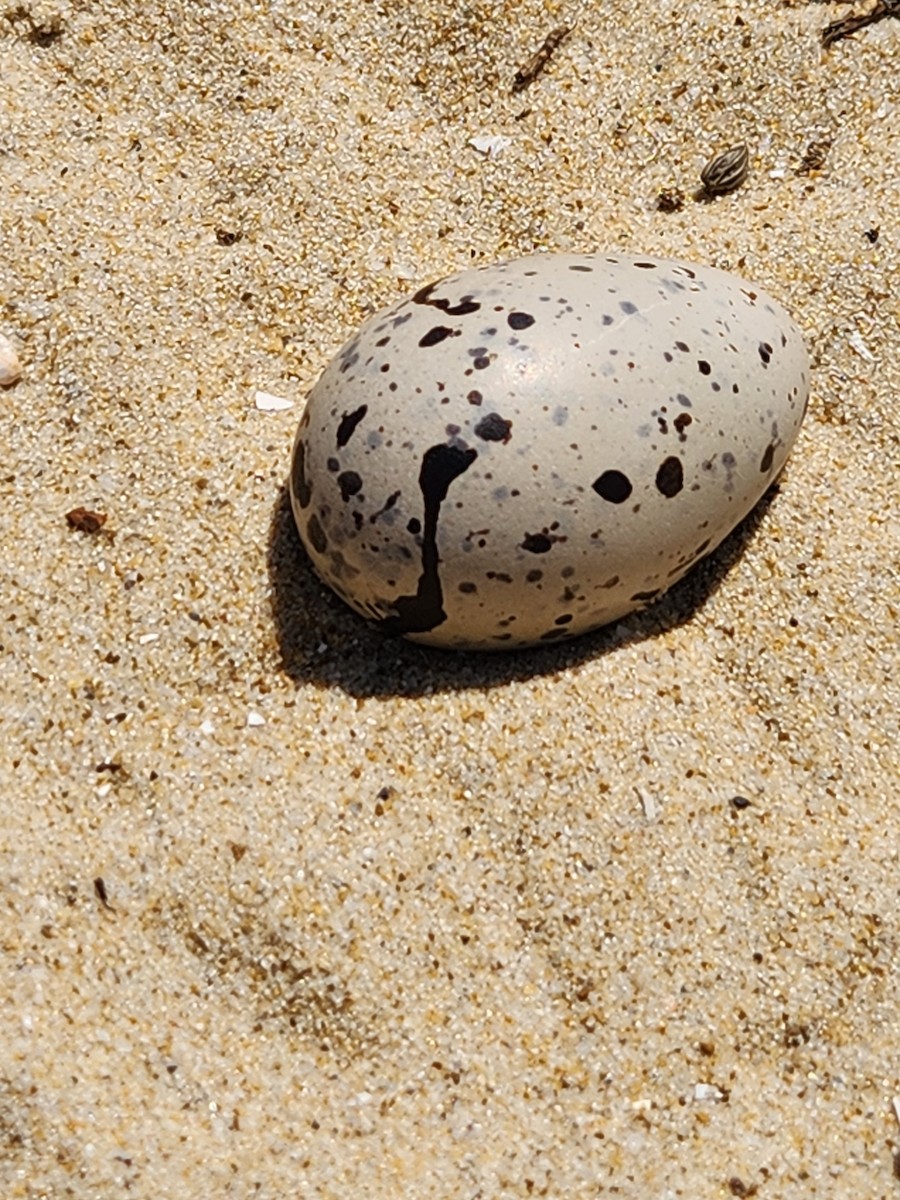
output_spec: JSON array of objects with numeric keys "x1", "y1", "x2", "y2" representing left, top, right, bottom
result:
[{"x1": 1, "y1": 0, "x2": 899, "y2": 1196}]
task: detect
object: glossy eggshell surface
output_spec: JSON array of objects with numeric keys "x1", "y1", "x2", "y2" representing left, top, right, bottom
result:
[{"x1": 290, "y1": 253, "x2": 809, "y2": 650}]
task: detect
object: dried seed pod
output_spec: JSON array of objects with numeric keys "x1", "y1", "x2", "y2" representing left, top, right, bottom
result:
[
  {"x1": 700, "y1": 143, "x2": 750, "y2": 196},
  {"x1": 0, "y1": 333, "x2": 21, "y2": 386}
]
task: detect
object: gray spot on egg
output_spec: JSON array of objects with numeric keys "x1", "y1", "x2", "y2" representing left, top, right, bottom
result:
[{"x1": 289, "y1": 252, "x2": 809, "y2": 650}]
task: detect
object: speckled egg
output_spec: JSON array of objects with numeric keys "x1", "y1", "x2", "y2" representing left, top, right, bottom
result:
[{"x1": 290, "y1": 252, "x2": 809, "y2": 650}]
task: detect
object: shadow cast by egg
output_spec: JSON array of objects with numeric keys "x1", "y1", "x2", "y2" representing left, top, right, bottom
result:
[{"x1": 266, "y1": 480, "x2": 781, "y2": 699}]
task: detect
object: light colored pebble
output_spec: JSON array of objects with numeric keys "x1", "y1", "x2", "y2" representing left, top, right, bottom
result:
[
  {"x1": 848, "y1": 330, "x2": 874, "y2": 362},
  {"x1": 0, "y1": 332, "x2": 21, "y2": 386}
]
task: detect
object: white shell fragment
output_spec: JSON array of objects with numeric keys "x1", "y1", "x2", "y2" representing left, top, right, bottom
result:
[
  {"x1": 847, "y1": 330, "x2": 874, "y2": 362},
  {"x1": 289, "y1": 252, "x2": 809, "y2": 651},
  {"x1": 468, "y1": 133, "x2": 512, "y2": 158},
  {"x1": 0, "y1": 333, "x2": 22, "y2": 386},
  {"x1": 254, "y1": 389, "x2": 294, "y2": 411}
]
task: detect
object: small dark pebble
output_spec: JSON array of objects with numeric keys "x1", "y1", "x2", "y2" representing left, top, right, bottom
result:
[
  {"x1": 375, "y1": 784, "x2": 396, "y2": 816},
  {"x1": 864, "y1": 227, "x2": 880, "y2": 244},
  {"x1": 728, "y1": 1178, "x2": 757, "y2": 1198},
  {"x1": 730, "y1": 795, "x2": 752, "y2": 810},
  {"x1": 215, "y1": 228, "x2": 242, "y2": 246}
]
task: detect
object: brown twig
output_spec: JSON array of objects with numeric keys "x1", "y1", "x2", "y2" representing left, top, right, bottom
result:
[
  {"x1": 512, "y1": 26, "x2": 572, "y2": 93},
  {"x1": 822, "y1": 0, "x2": 900, "y2": 47}
]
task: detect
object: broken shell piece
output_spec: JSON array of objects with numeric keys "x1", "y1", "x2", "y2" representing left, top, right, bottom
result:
[{"x1": 0, "y1": 333, "x2": 21, "y2": 386}]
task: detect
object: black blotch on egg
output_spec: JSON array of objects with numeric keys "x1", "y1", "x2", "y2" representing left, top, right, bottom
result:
[
  {"x1": 381, "y1": 442, "x2": 478, "y2": 637},
  {"x1": 656, "y1": 456, "x2": 684, "y2": 497},
  {"x1": 292, "y1": 440, "x2": 312, "y2": 507},
  {"x1": 592, "y1": 470, "x2": 633, "y2": 504},
  {"x1": 419, "y1": 325, "x2": 456, "y2": 348},
  {"x1": 412, "y1": 280, "x2": 481, "y2": 317},
  {"x1": 522, "y1": 532, "x2": 553, "y2": 554},
  {"x1": 337, "y1": 471, "x2": 363, "y2": 501},
  {"x1": 336, "y1": 405, "x2": 368, "y2": 448},
  {"x1": 306, "y1": 513, "x2": 328, "y2": 553}
]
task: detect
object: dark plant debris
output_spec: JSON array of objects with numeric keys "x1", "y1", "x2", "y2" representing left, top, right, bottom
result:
[
  {"x1": 820, "y1": 0, "x2": 900, "y2": 47},
  {"x1": 656, "y1": 187, "x2": 685, "y2": 213},
  {"x1": 65, "y1": 507, "x2": 108, "y2": 534},
  {"x1": 512, "y1": 25, "x2": 572, "y2": 93},
  {"x1": 796, "y1": 138, "x2": 832, "y2": 174},
  {"x1": 5, "y1": 4, "x2": 63, "y2": 45}
]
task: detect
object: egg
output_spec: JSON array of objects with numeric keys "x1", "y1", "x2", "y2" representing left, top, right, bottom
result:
[{"x1": 289, "y1": 252, "x2": 809, "y2": 650}]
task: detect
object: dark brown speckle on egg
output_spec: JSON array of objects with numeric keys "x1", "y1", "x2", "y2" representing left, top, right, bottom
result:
[{"x1": 474, "y1": 413, "x2": 513, "y2": 443}]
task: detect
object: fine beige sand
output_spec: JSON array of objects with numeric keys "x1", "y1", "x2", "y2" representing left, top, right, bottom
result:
[{"x1": 1, "y1": 1, "x2": 899, "y2": 1196}]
